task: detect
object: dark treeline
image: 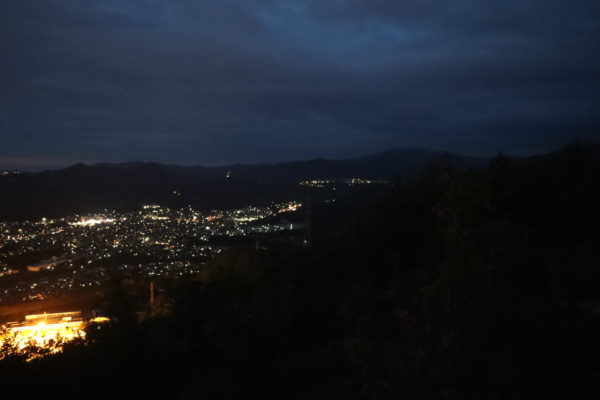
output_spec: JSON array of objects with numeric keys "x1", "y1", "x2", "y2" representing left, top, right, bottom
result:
[{"x1": 1, "y1": 143, "x2": 600, "y2": 399}]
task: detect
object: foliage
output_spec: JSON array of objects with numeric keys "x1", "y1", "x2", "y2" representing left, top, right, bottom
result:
[{"x1": 1, "y1": 143, "x2": 600, "y2": 398}]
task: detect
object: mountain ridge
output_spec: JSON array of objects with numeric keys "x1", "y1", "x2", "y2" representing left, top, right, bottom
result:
[
  {"x1": 6, "y1": 144, "x2": 594, "y2": 221},
  {"x1": 21, "y1": 148, "x2": 479, "y2": 176}
]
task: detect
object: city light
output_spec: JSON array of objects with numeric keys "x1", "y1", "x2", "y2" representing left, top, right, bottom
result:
[
  {"x1": 69, "y1": 218, "x2": 115, "y2": 227},
  {"x1": 1, "y1": 312, "x2": 86, "y2": 359},
  {"x1": 0, "y1": 201, "x2": 304, "y2": 306}
]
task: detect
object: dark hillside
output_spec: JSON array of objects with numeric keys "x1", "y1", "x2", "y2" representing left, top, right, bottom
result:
[{"x1": 1, "y1": 144, "x2": 599, "y2": 398}]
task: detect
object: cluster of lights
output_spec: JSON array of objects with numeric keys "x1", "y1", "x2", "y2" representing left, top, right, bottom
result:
[
  {"x1": 0, "y1": 201, "x2": 304, "y2": 306},
  {"x1": 0, "y1": 170, "x2": 23, "y2": 176},
  {"x1": 0, "y1": 312, "x2": 110, "y2": 360},
  {"x1": 344, "y1": 178, "x2": 388, "y2": 185},
  {"x1": 299, "y1": 178, "x2": 388, "y2": 188},
  {"x1": 0, "y1": 268, "x2": 19, "y2": 277},
  {"x1": 299, "y1": 179, "x2": 334, "y2": 188},
  {"x1": 69, "y1": 218, "x2": 116, "y2": 227}
]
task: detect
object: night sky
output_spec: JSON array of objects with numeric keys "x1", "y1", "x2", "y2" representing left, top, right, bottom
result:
[{"x1": 1, "y1": 1, "x2": 599, "y2": 170}]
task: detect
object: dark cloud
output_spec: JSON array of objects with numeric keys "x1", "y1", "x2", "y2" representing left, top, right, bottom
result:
[{"x1": 0, "y1": 0, "x2": 599, "y2": 169}]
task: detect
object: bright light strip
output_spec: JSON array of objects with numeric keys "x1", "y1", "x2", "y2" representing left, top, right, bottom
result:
[{"x1": 69, "y1": 218, "x2": 115, "y2": 227}]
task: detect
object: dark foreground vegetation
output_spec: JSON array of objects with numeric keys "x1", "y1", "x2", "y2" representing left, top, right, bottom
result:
[{"x1": 1, "y1": 144, "x2": 600, "y2": 399}]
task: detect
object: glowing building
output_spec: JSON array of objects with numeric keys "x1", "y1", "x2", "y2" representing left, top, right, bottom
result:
[{"x1": 1, "y1": 311, "x2": 86, "y2": 353}]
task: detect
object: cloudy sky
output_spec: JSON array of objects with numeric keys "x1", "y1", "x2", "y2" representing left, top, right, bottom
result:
[{"x1": 1, "y1": 0, "x2": 599, "y2": 169}]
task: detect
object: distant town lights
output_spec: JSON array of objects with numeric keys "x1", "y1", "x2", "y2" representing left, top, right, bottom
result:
[{"x1": 69, "y1": 218, "x2": 115, "y2": 227}]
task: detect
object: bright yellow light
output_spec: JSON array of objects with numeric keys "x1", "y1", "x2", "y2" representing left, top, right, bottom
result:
[
  {"x1": 0, "y1": 311, "x2": 109, "y2": 360},
  {"x1": 89, "y1": 317, "x2": 110, "y2": 323}
]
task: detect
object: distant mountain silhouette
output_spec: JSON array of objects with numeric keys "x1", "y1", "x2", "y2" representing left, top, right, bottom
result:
[
  {"x1": 184, "y1": 148, "x2": 484, "y2": 183},
  {"x1": 0, "y1": 148, "x2": 484, "y2": 220}
]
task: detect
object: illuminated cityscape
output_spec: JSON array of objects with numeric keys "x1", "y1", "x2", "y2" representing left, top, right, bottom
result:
[
  {"x1": 0, "y1": 0, "x2": 597, "y2": 394},
  {"x1": 0, "y1": 201, "x2": 302, "y2": 307}
]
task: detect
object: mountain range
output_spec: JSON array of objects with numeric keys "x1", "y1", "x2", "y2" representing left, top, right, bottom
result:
[{"x1": 1, "y1": 148, "x2": 486, "y2": 221}]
